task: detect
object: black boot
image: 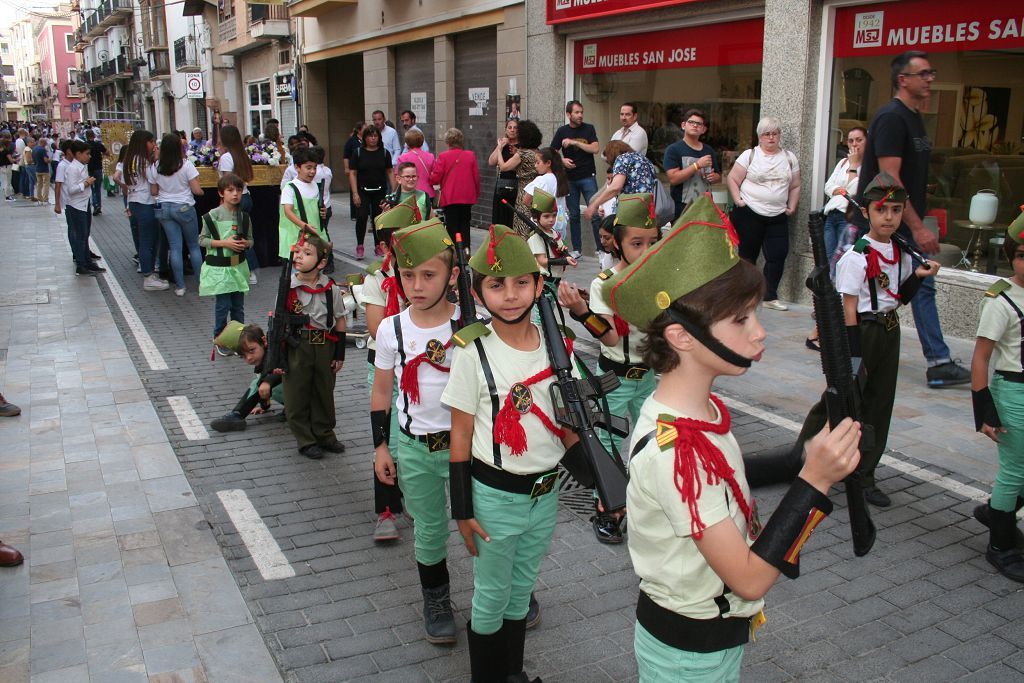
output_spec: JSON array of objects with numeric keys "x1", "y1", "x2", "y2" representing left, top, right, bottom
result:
[
  {"x1": 418, "y1": 561, "x2": 455, "y2": 645},
  {"x1": 974, "y1": 497, "x2": 1024, "y2": 550},
  {"x1": 503, "y1": 617, "x2": 541, "y2": 683},
  {"x1": 986, "y1": 506, "x2": 1024, "y2": 583},
  {"x1": 591, "y1": 500, "x2": 623, "y2": 544},
  {"x1": 743, "y1": 445, "x2": 804, "y2": 488},
  {"x1": 467, "y1": 621, "x2": 506, "y2": 683}
]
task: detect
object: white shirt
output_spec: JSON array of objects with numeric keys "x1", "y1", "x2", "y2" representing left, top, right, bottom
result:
[
  {"x1": 147, "y1": 160, "x2": 200, "y2": 205},
  {"x1": 590, "y1": 271, "x2": 646, "y2": 365},
  {"x1": 217, "y1": 151, "x2": 249, "y2": 194},
  {"x1": 822, "y1": 158, "x2": 859, "y2": 215},
  {"x1": 611, "y1": 121, "x2": 648, "y2": 156},
  {"x1": 835, "y1": 236, "x2": 912, "y2": 314},
  {"x1": 122, "y1": 160, "x2": 156, "y2": 205},
  {"x1": 280, "y1": 178, "x2": 319, "y2": 206},
  {"x1": 54, "y1": 157, "x2": 69, "y2": 184},
  {"x1": 735, "y1": 147, "x2": 799, "y2": 217},
  {"x1": 375, "y1": 308, "x2": 458, "y2": 435},
  {"x1": 280, "y1": 165, "x2": 332, "y2": 208},
  {"x1": 62, "y1": 159, "x2": 92, "y2": 211},
  {"x1": 977, "y1": 279, "x2": 1024, "y2": 374},
  {"x1": 380, "y1": 125, "x2": 403, "y2": 167},
  {"x1": 13, "y1": 137, "x2": 25, "y2": 167},
  {"x1": 400, "y1": 125, "x2": 430, "y2": 155}
]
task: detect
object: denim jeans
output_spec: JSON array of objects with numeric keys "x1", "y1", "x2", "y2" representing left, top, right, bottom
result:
[
  {"x1": 65, "y1": 206, "x2": 90, "y2": 266},
  {"x1": 566, "y1": 175, "x2": 599, "y2": 253},
  {"x1": 239, "y1": 193, "x2": 259, "y2": 271},
  {"x1": 130, "y1": 202, "x2": 160, "y2": 276},
  {"x1": 899, "y1": 227, "x2": 951, "y2": 364},
  {"x1": 89, "y1": 168, "x2": 102, "y2": 211},
  {"x1": 214, "y1": 291, "x2": 245, "y2": 338},
  {"x1": 21, "y1": 166, "x2": 35, "y2": 198},
  {"x1": 157, "y1": 202, "x2": 203, "y2": 289}
]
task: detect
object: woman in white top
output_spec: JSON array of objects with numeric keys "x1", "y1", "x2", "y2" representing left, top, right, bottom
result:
[
  {"x1": 822, "y1": 127, "x2": 866, "y2": 270},
  {"x1": 522, "y1": 147, "x2": 570, "y2": 246},
  {"x1": 217, "y1": 125, "x2": 259, "y2": 280},
  {"x1": 727, "y1": 116, "x2": 802, "y2": 310},
  {"x1": 149, "y1": 133, "x2": 203, "y2": 296},
  {"x1": 118, "y1": 130, "x2": 168, "y2": 291}
]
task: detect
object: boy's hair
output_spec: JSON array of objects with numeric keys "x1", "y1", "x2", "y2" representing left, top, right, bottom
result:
[
  {"x1": 218, "y1": 173, "x2": 245, "y2": 193},
  {"x1": 303, "y1": 232, "x2": 332, "y2": 263},
  {"x1": 310, "y1": 145, "x2": 326, "y2": 164},
  {"x1": 640, "y1": 260, "x2": 765, "y2": 373},
  {"x1": 238, "y1": 324, "x2": 266, "y2": 349},
  {"x1": 611, "y1": 221, "x2": 659, "y2": 245},
  {"x1": 396, "y1": 161, "x2": 416, "y2": 176},
  {"x1": 70, "y1": 140, "x2": 89, "y2": 155},
  {"x1": 292, "y1": 147, "x2": 317, "y2": 167},
  {"x1": 470, "y1": 270, "x2": 540, "y2": 301},
  {"x1": 59, "y1": 139, "x2": 73, "y2": 153},
  {"x1": 1002, "y1": 237, "x2": 1023, "y2": 264}
]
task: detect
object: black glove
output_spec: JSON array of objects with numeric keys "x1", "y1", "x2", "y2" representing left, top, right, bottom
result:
[
  {"x1": 972, "y1": 387, "x2": 1002, "y2": 432},
  {"x1": 370, "y1": 410, "x2": 390, "y2": 448},
  {"x1": 333, "y1": 332, "x2": 347, "y2": 362},
  {"x1": 569, "y1": 307, "x2": 612, "y2": 339},
  {"x1": 449, "y1": 461, "x2": 473, "y2": 519},
  {"x1": 751, "y1": 478, "x2": 833, "y2": 579}
]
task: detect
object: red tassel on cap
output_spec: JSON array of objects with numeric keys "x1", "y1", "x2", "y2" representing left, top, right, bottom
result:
[
  {"x1": 413, "y1": 203, "x2": 422, "y2": 223},
  {"x1": 708, "y1": 192, "x2": 740, "y2": 248},
  {"x1": 649, "y1": 198, "x2": 656, "y2": 221},
  {"x1": 486, "y1": 225, "x2": 497, "y2": 266}
]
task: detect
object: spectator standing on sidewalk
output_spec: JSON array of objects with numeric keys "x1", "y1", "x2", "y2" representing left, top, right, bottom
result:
[
  {"x1": 32, "y1": 135, "x2": 50, "y2": 205},
  {"x1": 343, "y1": 122, "x2": 364, "y2": 221},
  {"x1": 121, "y1": 130, "x2": 167, "y2": 292},
  {"x1": 149, "y1": 133, "x2": 204, "y2": 296},
  {"x1": 429, "y1": 127, "x2": 480, "y2": 249},
  {"x1": 551, "y1": 100, "x2": 601, "y2": 257},
  {"x1": 583, "y1": 140, "x2": 658, "y2": 224},
  {"x1": 85, "y1": 129, "x2": 106, "y2": 215},
  {"x1": 399, "y1": 110, "x2": 430, "y2": 155},
  {"x1": 0, "y1": 133, "x2": 13, "y2": 200},
  {"x1": 663, "y1": 108, "x2": 720, "y2": 220},
  {"x1": 856, "y1": 50, "x2": 970, "y2": 388},
  {"x1": 372, "y1": 110, "x2": 403, "y2": 168},
  {"x1": 20, "y1": 136, "x2": 36, "y2": 202},
  {"x1": 505, "y1": 119, "x2": 542, "y2": 238},
  {"x1": 610, "y1": 102, "x2": 648, "y2": 156},
  {"x1": 348, "y1": 126, "x2": 393, "y2": 259},
  {"x1": 487, "y1": 119, "x2": 519, "y2": 227},
  {"x1": 12, "y1": 128, "x2": 26, "y2": 197}
]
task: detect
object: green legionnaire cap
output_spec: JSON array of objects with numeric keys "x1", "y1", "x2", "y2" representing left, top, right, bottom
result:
[
  {"x1": 375, "y1": 194, "x2": 422, "y2": 231},
  {"x1": 468, "y1": 224, "x2": 539, "y2": 277},
  {"x1": 531, "y1": 188, "x2": 556, "y2": 214},
  {"x1": 603, "y1": 195, "x2": 739, "y2": 329},
  {"x1": 1007, "y1": 204, "x2": 1024, "y2": 245},
  {"x1": 614, "y1": 193, "x2": 657, "y2": 229},
  {"x1": 214, "y1": 320, "x2": 246, "y2": 353},
  {"x1": 391, "y1": 218, "x2": 454, "y2": 269},
  {"x1": 300, "y1": 230, "x2": 332, "y2": 261},
  {"x1": 862, "y1": 171, "x2": 907, "y2": 205}
]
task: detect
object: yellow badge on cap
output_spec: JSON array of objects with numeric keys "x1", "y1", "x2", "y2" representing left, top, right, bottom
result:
[
  {"x1": 443, "y1": 238, "x2": 453, "y2": 246},
  {"x1": 655, "y1": 291, "x2": 672, "y2": 310}
]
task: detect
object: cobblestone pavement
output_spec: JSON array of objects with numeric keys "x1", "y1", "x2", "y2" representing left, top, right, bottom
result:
[{"x1": 4, "y1": 200, "x2": 1022, "y2": 682}]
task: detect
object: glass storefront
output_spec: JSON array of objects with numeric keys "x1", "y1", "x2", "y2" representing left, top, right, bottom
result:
[
  {"x1": 572, "y1": 17, "x2": 764, "y2": 196},
  {"x1": 829, "y1": 0, "x2": 1024, "y2": 275}
]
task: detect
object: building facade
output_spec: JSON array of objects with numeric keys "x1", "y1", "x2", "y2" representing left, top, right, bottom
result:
[
  {"x1": 0, "y1": 30, "x2": 20, "y2": 121},
  {"x1": 37, "y1": 20, "x2": 80, "y2": 121}
]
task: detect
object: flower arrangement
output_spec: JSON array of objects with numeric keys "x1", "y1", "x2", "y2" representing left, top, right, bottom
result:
[
  {"x1": 245, "y1": 140, "x2": 283, "y2": 166},
  {"x1": 187, "y1": 144, "x2": 220, "y2": 167}
]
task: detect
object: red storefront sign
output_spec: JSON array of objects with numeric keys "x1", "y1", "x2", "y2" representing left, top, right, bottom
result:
[
  {"x1": 573, "y1": 18, "x2": 764, "y2": 74},
  {"x1": 548, "y1": 0, "x2": 701, "y2": 26},
  {"x1": 835, "y1": 0, "x2": 1024, "y2": 57}
]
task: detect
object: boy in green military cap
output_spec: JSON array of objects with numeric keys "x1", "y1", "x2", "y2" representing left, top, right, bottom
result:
[
  {"x1": 559, "y1": 192, "x2": 661, "y2": 543},
  {"x1": 210, "y1": 322, "x2": 286, "y2": 432},
  {"x1": 202, "y1": 173, "x2": 253, "y2": 350},
  {"x1": 527, "y1": 188, "x2": 577, "y2": 277},
  {"x1": 278, "y1": 147, "x2": 329, "y2": 259},
  {"x1": 372, "y1": 217, "x2": 462, "y2": 643},
  {"x1": 604, "y1": 195, "x2": 861, "y2": 680},
  {"x1": 360, "y1": 195, "x2": 420, "y2": 541},
  {"x1": 970, "y1": 206, "x2": 1024, "y2": 583},
  {"x1": 441, "y1": 224, "x2": 584, "y2": 682},
  {"x1": 787, "y1": 171, "x2": 939, "y2": 508}
]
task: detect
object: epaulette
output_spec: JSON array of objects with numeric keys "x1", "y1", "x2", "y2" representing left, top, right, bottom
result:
[
  {"x1": 655, "y1": 414, "x2": 678, "y2": 452},
  {"x1": 597, "y1": 268, "x2": 615, "y2": 280},
  {"x1": 452, "y1": 321, "x2": 491, "y2": 348},
  {"x1": 365, "y1": 260, "x2": 383, "y2": 276},
  {"x1": 985, "y1": 279, "x2": 1011, "y2": 298},
  {"x1": 852, "y1": 238, "x2": 870, "y2": 254}
]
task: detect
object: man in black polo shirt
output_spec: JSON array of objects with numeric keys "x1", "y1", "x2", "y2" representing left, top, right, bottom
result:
[
  {"x1": 551, "y1": 100, "x2": 600, "y2": 257},
  {"x1": 84, "y1": 129, "x2": 106, "y2": 215},
  {"x1": 857, "y1": 50, "x2": 970, "y2": 391}
]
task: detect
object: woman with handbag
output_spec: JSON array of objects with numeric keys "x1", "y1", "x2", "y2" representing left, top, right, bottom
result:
[
  {"x1": 487, "y1": 119, "x2": 519, "y2": 226},
  {"x1": 429, "y1": 128, "x2": 480, "y2": 248},
  {"x1": 396, "y1": 129, "x2": 436, "y2": 202}
]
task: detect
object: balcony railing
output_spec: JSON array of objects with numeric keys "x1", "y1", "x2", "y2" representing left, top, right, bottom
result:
[
  {"x1": 149, "y1": 49, "x2": 171, "y2": 77},
  {"x1": 249, "y1": 3, "x2": 289, "y2": 39},
  {"x1": 218, "y1": 16, "x2": 237, "y2": 42},
  {"x1": 114, "y1": 54, "x2": 131, "y2": 77},
  {"x1": 173, "y1": 36, "x2": 201, "y2": 72}
]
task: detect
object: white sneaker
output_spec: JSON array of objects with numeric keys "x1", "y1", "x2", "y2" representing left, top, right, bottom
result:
[
  {"x1": 174, "y1": 288, "x2": 186, "y2": 297},
  {"x1": 143, "y1": 275, "x2": 169, "y2": 291},
  {"x1": 249, "y1": 272, "x2": 258, "y2": 285},
  {"x1": 763, "y1": 299, "x2": 789, "y2": 311}
]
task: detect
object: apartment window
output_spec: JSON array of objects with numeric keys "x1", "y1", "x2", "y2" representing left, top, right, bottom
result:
[
  {"x1": 248, "y1": 80, "x2": 272, "y2": 136},
  {"x1": 278, "y1": 48, "x2": 290, "y2": 66},
  {"x1": 219, "y1": 0, "x2": 234, "y2": 20},
  {"x1": 141, "y1": 0, "x2": 168, "y2": 49},
  {"x1": 65, "y1": 33, "x2": 74, "y2": 53},
  {"x1": 68, "y1": 68, "x2": 79, "y2": 85}
]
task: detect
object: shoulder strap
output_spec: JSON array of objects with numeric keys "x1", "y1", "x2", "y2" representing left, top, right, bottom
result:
[
  {"x1": 317, "y1": 179, "x2": 325, "y2": 205},
  {"x1": 239, "y1": 211, "x2": 251, "y2": 239},
  {"x1": 630, "y1": 429, "x2": 656, "y2": 460},
  {"x1": 997, "y1": 291, "x2": 1024, "y2": 372},
  {"x1": 203, "y1": 213, "x2": 220, "y2": 241},
  {"x1": 597, "y1": 268, "x2": 614, "y2": 281},
  {"x1": 473, "y1": 338, "x2": 503, "y2": 468},
  {"x1": 393, "y1": 314, "x2": 414, "y2": 433},
  {"x1": 289, "y1": 182, "x2": 308, "y2": 224}
]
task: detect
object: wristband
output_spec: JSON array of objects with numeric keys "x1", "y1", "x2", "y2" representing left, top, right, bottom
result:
[
  {"x1": 972, "y1": 387, "x2": 1002, "y2": 432},
  {"x1": 693, "y1": 163, "x2": 699, "y2": 173},
  {"x1": 569, "y1": 307, "x2": 612, "y2": 339},
  {"x1": 449, "y1": 460, "x2": 473, "y2": 519},
  {"x1": 370, "y1": 409, "x2": 390, "y2": 448},
  {"x1": 333, "y1": 332, "x2": 346, "y2": 362},
  {"x1": 751, "y1": 477, "x2": 833, "y2": 579}
]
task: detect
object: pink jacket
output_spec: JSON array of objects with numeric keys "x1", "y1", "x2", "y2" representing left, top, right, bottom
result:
[
  {"x1": 429, "y1": 148, "x2": 480, "y2": 207},
  {"x1": 396, "y1": 149, "x2": 436, "y2": 198}
]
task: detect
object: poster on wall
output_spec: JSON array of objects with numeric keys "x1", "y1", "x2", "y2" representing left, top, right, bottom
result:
[
  {"x1": 955, "y1": 86, "x2": 1009, "y2": 152},
  {"x1": 410, "y1": 92, "x2": 428, "y2": 123},
  {"x1": 469, "y1": 87, "x2": 490, "y2": 116},
  {"x1": 505, "y1": 95, "x2": 521, "y2": 121}
]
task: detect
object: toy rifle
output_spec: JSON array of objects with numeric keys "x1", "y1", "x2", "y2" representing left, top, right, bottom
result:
[
  {"x1": 806, "y1": 210, "x2": 877, "y2": 557},
  {"x1": 500, "y1": 198, "x2": 573, "y2": 266},
  {"x1": 452, "y1": 232, "x2": 478, "y2": 328},
  {"x1": 537, "y1": 295, "x2": 630, "y2": 511},
  {"x1": 262, "y1": 248, "x2": 308, "y2": 378}
]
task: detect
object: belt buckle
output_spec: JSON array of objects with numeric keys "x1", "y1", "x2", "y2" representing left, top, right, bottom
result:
[
  {"x1": 625, "y1": 367, "x2": 648, "y2": 381},
  {"x1": 427, "y1": 431, "x2": 450, "y2": 453},
  {"x1": 309, "y1": 329, "x2": 325, "y2": 345},
  {"x1": 884, "y1": 311, "x2": 899, "y2": 332},
  {"x1": 529, "y1": 472, "x2": 558, "y2": 499}
]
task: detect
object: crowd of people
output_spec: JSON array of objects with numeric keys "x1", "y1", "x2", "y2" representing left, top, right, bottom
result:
[{"x1": 2, "y1": 49, "x2": 1022, "y2": 682}]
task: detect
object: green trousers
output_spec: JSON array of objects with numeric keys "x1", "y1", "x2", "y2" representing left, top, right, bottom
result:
[
  {"x1": 634, "y1": 622, "x2": 744, "y2": 682},
  {"x1": 597, "y1": 366, "x2": 655, "y2": 456},
  {"x1": 283, "y1": 338, "x2": 337, "y2": 448},
  {"x1": 396, "y1": 432, "x2": 451, "y2": 565},
  {"x1": 796, "y1": 320, "x2": 899, "y2": 487},
  {"x1": 470, "y1": 479, "x2": 558, "y2": 635},
  {"x1": 991, "y1": 374, "x2": 1024, "y2": 512},
  {"x1": 247, "y1": 376, "x2": 285, "y2": 405}
]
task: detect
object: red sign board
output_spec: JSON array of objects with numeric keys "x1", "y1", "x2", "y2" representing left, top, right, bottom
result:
[
  {"x1": 574, "y1": 18, "x2": 764, "y2": 74},
  {"x1": 548, "y1": 0, "x2": 701, "y2": 25},
  {"x1": 835, "y1": 0, "x2": 1024, "y2": 57}
]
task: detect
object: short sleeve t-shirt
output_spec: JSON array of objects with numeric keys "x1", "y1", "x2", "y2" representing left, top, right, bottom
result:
[
  {"x1": 280, "y1": 178, "x2": 319, "y2": 206},
  {"x1": 590, "y1": 271, "x2": 645, "y2": 365},
  {"x1": 550, "y1": 123, "x2": 598, "y2": 180},
  {"x1": 218, "y1": 151, "x2": 249, "y2": 194},
  {"x1": 976, "y1": 280, "x2": 1024, "y2": 374},
  {"x1": 374, "y1": 308, "x2": 458, "y2": 434},
  {"x1": 735, "y1": 147, "x2": 798, "y2": 217},
  {"x1": 663, "y1": 140, "x2": 719, "y2": 205},
  {"x1": 350, "y1": 146, "x2": 392, "y2": 191},
  {"x1": 627, "y1": 395, "x2": 764, "y2": 621},
  {"x1": 147, "y1": 160, "x2": 200, "y2": 205},
  {"x1": 33, "y1": 145, "x2": 49, "y2": 173},
  {"x1": 835, "y1": 236, "x2": 913, "y2": 313},
  {"x1": 858, "y1": 98, "x2": 931, "y2": 220},
  {"x1": 612, "y1": 152, "x2": 657, "y2": 194},
  {"x1": 123, "y1": 161, "x2": 156, "y2": 205}
]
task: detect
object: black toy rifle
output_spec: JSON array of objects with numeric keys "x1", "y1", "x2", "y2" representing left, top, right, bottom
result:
[
  {"x1": 453, "y1": 232, "x2": 476, "y2": 325},
  {"x1": 500, "y1": 198, "x2": 572, "y2": 266},
  {"x1": 807, "y1": 210, "x2": 877, "y2": 557},
  {"x1": 262, "y1": 248, "x2": 309, "y2": 378},
  {"x1": 537, "y1": 295, "x2": 630, "y2": 511}
]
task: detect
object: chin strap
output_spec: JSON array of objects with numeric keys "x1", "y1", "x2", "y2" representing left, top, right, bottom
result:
[{"x1": 667, "y1": 309, "x2": 752, "y2": 368}]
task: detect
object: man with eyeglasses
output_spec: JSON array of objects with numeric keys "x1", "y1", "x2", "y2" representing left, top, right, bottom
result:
[
  {"x1": 552, "y1": 100, "x2": 600, "y2": 257},
  {"x1": 857, "y1": 49, "x2": 970, "y2": 391},
  {"x1": 663, "y1": 108, "x2": 720, "y2": 220}
]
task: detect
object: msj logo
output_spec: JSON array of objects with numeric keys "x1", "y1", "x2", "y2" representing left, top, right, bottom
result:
[
  {"x1": 854, "y1": 11, "x2": 883, "y2": 49},
  {"x1": 582, "y1": 43, "x2": 597, "y2": 69},
  {"x1": 555, "y1": 0, "x2": 571, "y2": 10}
]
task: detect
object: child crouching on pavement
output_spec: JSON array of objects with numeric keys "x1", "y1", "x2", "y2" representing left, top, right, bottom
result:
[
  {"x1": 285, "y1": 231, "x2": 355, "y2": 459},
  {"x1": 603, "y1": 195, "x2": 861, "y2": 681},
  {"x1": 210, "y1": 322, "x2": 284, "y2": 432},
  {"x1": 970, "y1": 208, "x2": 1024, "y2": 584},
  {"x1": 201, "y1": 173, "x2": 252, "y2": 349}
]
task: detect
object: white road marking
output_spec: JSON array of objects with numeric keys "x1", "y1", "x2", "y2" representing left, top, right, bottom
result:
[
  {"x1": 719, "y1": 395, "x2": 989, "y2": 503},
  {"x1": 217, "y1": 489, "x2": 296, "y2": 581},
  {"x1": 167, "y1": 395, "x2": 210, "y2": 441},
  {"x1": 91, "y1": 246, "x2": 169, "y2": 371}
]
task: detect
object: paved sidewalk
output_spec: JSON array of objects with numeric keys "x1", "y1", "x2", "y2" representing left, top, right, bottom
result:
[
  {"x1": 3, "y1": 198, "x2": 1022, "y2": 682},
  {"x1": 0, "y1": 201, "x2": 281, "y2": 682}
]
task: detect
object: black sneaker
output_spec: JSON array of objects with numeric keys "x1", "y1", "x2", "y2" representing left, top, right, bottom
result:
[
  {"x1": 93, "y1": 209, "x2": 101, "y2": 216},
  {"x1": 421, "y1": 584, "x2": 457, "y2": 645},
  {"x1": 926, "y1": 361, "x2": 970, "y2": 388},
  {"x1": 525, "y1": 593, "x2": 541, "y2": 630},
  {"x1": 592, "y1": 511, "x2": 624, "y2": 544},
  {"x1": 318, "y1": 437, "x2": 346, "y2": 453},
  {"x1": 89, "y1": 250, "x2": 101, "y2": 260},
  {"x1": 75, "y1": 266, "x2": 97, "y2": 275},
  {"x1": 299, "y1": 444, "x2": 324, "y2": 459},
  {"x1": 864, "y1": 486, "x2": 891, "y2": 507},
  {"x1": 211, "y1": 412, "x2": 247, "y2": 432},
  {"x1": 86, "y1": 263, "x2": 106, "y2": 273},
  {"x1": 132, "y1": 254, "x2": 140, "y2": 264}
]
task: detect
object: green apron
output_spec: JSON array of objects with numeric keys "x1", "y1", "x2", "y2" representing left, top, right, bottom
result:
[
  {"x1": 199, "y1": 213, "x2": 251, "y2": 296},
  {"x1": 278, "y1": 182, "x2": 326, "y2": 258}
]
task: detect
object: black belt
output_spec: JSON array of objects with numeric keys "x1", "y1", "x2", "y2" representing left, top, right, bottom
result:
[
  {"x1": 205, "y1": 254, "x2": 244, "y2": 267},
  {"x1": 472, "y1": 461, "x2": 558, "y2": 498},
  {"x1": 399, "y1": 426, "x2": 451, "y2": 452},
  {"x1": 297, "y1": 328, "x2": 336, "y2": 345},
  {"x1": 599, "y1": 354, "x2": 650, "y2": 380},
  {"x1": 859, "y1": 310, "x2": 899, "y2": 331},
  {"x1": 995, "y1": 370, "x2": 1024, "y2": 384},
  {"x1": 367, "y1": 348, "x2": 376, "y2": 365},
  {"x1": 636, "y1": 592, "x2": 749, "y2": 653}
]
